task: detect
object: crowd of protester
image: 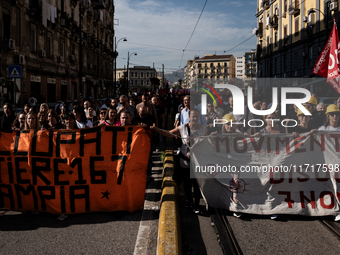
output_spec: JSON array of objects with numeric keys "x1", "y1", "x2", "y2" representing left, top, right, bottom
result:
[
  {"x1": 155, "y1": 90, "x2": 340, "y2": 218},
  {"x1": 2, "y1": 89, "x2": 340, "y2": 220}
]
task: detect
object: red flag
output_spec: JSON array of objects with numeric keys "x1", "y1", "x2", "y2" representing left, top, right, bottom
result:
[{"x1": 313, "y1": 18, "x2": 340, "y2": 94}]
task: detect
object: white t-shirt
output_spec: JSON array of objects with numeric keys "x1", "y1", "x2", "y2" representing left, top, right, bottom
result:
[
  {"x1": 76, "y1": 120, "x2": 93, "y2": 129},
  {"x1": 178, "y1": 124, "x2": 207, "y2": 168},
  {"x1": 318, "y1": 125, "x2": 340, "y2": 131}
]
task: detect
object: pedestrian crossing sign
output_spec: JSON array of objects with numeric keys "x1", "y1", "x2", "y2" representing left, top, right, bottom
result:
[{"x1": 8, "y1": 65, "x2": 22, "y2": 78}]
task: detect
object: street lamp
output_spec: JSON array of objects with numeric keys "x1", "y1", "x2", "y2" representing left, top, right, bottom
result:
[
  {"x1": 79, "y1": 1, "x2": 105, "y2": 98},
  {"x1": 126, "y1": 51, "x2": 137, "y2": 95},
  {"x1": 114, "y1": 37, "x2": 127, "y2": 95},
  {"x1": 308, "y1": 8, "x2": 325, "y2": 17}
]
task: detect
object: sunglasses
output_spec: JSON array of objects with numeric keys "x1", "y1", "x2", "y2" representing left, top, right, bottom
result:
[
  {"x1": 329, "y1": 112, "x2": 340, "y2": 117},
  {"x1": 100, "y1": 112, "x2": 106, "y2": 114}
]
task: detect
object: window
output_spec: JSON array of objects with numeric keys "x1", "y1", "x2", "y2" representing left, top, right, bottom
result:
[
  {"x1": 71, "y1": 43, "x2": 75, "y2": 55},
  {"x1": 135, "y1": 72, "x2": 137, "y2": 77},
  {"x1": 141, "y1": 72, "x2": 144, "y2": 78},
  {"x1": 267, "y1": 36, "x2": 270, "y2": 53},
  {"x1": 146, "y1": 72, "x2": 149, "y2": 77},
  {"x1": 210, "y1": 63, "x2": 213, "y2": 67},
  {"x1": 309, "y1": 46, "x2": 313, "y2": 66},
  {"x1": 284, "y1": 26, "x2": 287, "y2": 37},
  {"x1": 47, "y1": 35, "x2": 52, "y2": 57},
  {"x1": 141, "y1": 80, "x2": 144, "y2": 86},
  {"x1": 274, "y1": 31, "x2": 278, "y2": 47},
  {"x1": 284, "y1": 0, "x2": 287, "y2": 13},
  {"x1": 295, "y1": 17, "x2": 299, "y2": 36},
  {"x1": 30, "y1": 24, "x2": 36, "y2": 52},
  {"x1": 283, "y1": 54, "x2": 287, "y2": 72},
  {"x1": 60, "y1": 39, "x2": 65, "y2": 60},
  {"x1": 294, "y1": 52, "x2": 298, "y2": 69},
  {"x1": 324, "y1": 1, "x2": 332, "y2": 25}
]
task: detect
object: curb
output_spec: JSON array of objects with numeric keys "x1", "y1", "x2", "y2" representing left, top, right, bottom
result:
[{"x1": 157, "y1": 149, "x2": 182, "y2": 255}]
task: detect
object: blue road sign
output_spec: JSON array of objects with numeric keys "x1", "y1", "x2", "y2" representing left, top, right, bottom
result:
[{"x1": 8, "y1": 65, "x2": 22, "y2": 78}]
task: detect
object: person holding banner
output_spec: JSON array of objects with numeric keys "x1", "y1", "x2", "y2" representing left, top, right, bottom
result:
[
  {"x1": 63, "y1": 112, "x2": 77, "y2": 129},
  {"x1": 255, "y1": 113, "x2": 286, "y2": 136},
  {"x1": 152, "y1": 109, "x2": 207, "y2": 214},
  {"x1": 73, "y1": 106, "x2": 93, "y2": 129},
  {"x1": 287, "y1": 109, "x2": 315, "y2": 136},
  {"x1": 302, "y1": 96, "x2": 325, "y2": 129},
  {"x1": 43, "y1": 109, "x2": 64, "y2": 130},
  {"x1": 98, "y1": 106, "x2": 120, "y2": 126},
  {"x1": 24, "y1": 112, "x2": 41, "y2": 130},
  {"x1": 59, "y1": 104, "x2": 69, "y2": 125},
  {"x1": 37, "y1": 111, "x2": 47, "y2": 127},
  {"x1": 120, "y1": 111, "x2": 132, "y2": 126},
  {"x1": 318, "y1": 104, "x2": 340, "y2": 131},
  {"x1": 12, "y1": 111, "x2": 26, "y2": 131},
  {"x1": 93, "y1": 108, "x2": 107, "y2": 126}
]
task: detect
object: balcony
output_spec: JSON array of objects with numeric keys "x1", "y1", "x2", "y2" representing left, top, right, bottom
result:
[
  {"x1": 269, "y1": 15, "x2": 278, "y2": 28},
  {"x1": 289, "y1": 1, "x2": 300, "y2": 15},
  {"x1": 255, "y1": 23, "x2": 263, "y2": 37},
  {"x1": 261, "y1": 0, "x2": 270, "y2": 10}
]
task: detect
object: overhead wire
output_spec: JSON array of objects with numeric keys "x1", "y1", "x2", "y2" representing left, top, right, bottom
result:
[{"x1": 179, "y1": 0, "x2": 208, "y2": 68}]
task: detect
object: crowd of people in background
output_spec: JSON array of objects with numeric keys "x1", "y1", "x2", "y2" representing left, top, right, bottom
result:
[{"x1": 2, "y1": 89, "x2": 340, "y2": 220}]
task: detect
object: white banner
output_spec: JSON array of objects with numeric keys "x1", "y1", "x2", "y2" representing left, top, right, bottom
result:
[{"x1": 190, "y1": 132, "x2": 340, "y2": 216}]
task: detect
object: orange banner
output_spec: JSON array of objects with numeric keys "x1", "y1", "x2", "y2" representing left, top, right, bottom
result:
[{"x1": 0, "y1": 126, "x2": 151, "y2": 214}]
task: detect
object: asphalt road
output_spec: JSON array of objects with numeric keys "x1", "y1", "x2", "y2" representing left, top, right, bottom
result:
[
  {"x1": 0, "y1": 152, "x2": 164, "y2": 255},
  {"x1": 226, "y1": 213, "x2": 340, "y2": 255}
]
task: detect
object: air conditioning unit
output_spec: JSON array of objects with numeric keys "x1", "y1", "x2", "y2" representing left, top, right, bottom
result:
[
  {"x1": 8, "y1": 39, "x2": 15, "y2": 50},
  {"x1": 303, "y1": 16, "x2": 308, "y2": 23},
  {"x1": 39, "y1": 50, "x2": 46, "y2": 57},
  {"x1": 14, "y1": 54, "x2": 25, "y2": 65},
  {"x1": 330, "y1": 2, "x2": 337, "y2": 11}
]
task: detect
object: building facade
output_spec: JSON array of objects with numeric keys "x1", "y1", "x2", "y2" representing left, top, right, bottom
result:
[
  {"x1": 0, "y1": 0, "x2": 115, "y2": 106},
  {"x1": 255, "y1": 0, "x2": 339, "y2": 95},
  {"x1": 116, "y1": 66, "x2": 157, "y2": 93},
  {"x1": 184, "y1": 54, "x2": 236, "y2": 88},
  {"x1": 245, "y1": 50, "x2": 257, "y2": 79},
  {"x1": 236, "y1": 56, "x2": 245, "y2": 80}
]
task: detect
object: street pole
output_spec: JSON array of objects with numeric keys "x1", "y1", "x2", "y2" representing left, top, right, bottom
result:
[
  {"x1": 127, "y1": 51, "x2": 129, "y2": 96},
  {"x1": 114, "y1": 37, "x2": 127, "y2": 96},
  {"x1": 114, "y1": 37, "x2": 116, "y2": 96},
  {"x1": 126, "y1": 52, "x2": 137, "y2": 95},
  {"x1": 79, "y1": 1, "x2": 83, "y2": 99}
]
